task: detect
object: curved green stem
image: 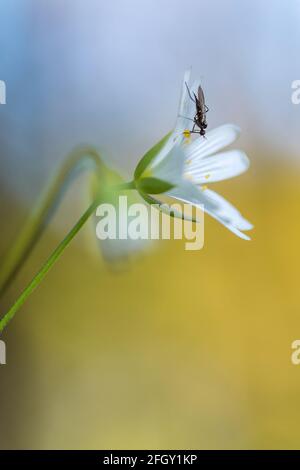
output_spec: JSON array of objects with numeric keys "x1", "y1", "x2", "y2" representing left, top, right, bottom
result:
[
  {"x1": 0, "y1": 199, "x2": 98, "y2": 333},
  {"x1": 0, "y1": 180, "x2": 135, "y2": 334},
  {"x1": 0, "y1": 146, "x2": 103, "y2": 297}
]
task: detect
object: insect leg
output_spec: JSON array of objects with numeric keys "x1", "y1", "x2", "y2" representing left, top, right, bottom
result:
[
  {"x1": 185, "y1": 82, "x2": 196, "y2": 103},
  {"x1": 178, "y1": 114, "x2": 195, "y2": 122},
  {"x1": 191, "y1": 122, "x2": 200, "y2": 134}
]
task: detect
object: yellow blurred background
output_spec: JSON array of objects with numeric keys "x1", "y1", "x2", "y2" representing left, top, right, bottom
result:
[{"x1": 1, "y1": 161, "x2": 300, "y2": 449}]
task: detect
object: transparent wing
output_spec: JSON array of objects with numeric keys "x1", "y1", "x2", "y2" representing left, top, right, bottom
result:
[{"x1": 197, "y1": 85, "x2": 206, "y2": 113}]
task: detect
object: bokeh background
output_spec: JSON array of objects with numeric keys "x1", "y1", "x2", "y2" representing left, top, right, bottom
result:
[{"x1": 1, "y1": 0, "x2": 300, "y2": 449}]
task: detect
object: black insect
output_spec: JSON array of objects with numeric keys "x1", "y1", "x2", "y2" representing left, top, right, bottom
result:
[{"x1": 185, "y1": 82, "x2": 209, "y2": 137}]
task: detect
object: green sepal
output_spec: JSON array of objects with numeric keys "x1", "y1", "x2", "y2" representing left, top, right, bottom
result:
[
  {"x1": 136, "y1": 177, "x2": 175, "y2": 194},
  {"x1": 134, "y1": 132, "x2": 171, "y2": 180}
]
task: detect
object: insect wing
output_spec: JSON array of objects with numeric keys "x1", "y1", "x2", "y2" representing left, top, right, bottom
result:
[{"x1": 197, "y1": 85, "x2": 206, "y2": 114}]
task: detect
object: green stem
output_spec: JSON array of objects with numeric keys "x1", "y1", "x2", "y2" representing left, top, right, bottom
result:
[
  {"x1": 0, "y1": 180, "x2": 135, "y2": 334},
  {"x1": 0, "y1": 199, "x2": 98, "y2": 333},
  {"x1": 0, "y1": 146, "x2": 103, "y2": 297}
]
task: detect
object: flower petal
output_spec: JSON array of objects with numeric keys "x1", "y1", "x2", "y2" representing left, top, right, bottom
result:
[
  {"x1": 184, "y1": 124, "x2": 241, "y2": 162},
  {"x1": 201, "y1": 189, "x2": 253, "y2": 231},
  {"x1": 147, "y1": 132, "x2": 177, "y2": 168},
  {"x1": 166, "y1": 179, "x2": 218, "y2": 212},
  {"x1": 140, "y1": 192, "x2": 200, "y2": 223},
  {"x1": 177, "y1": 69, "x2": 192, "y2": 119},
  {"x1": 185, "y1": 149, "x2": 250, "y2": 183},
  {"x1": 174, "y1": 71, "x2": 202, "y2": 138},
  {"x1": 151, "y1": 145, "x2": 185, "y2": 185},
  {"x1": 174, "y1": 69, "x2": 193, "y2": 133},
  {"x1": 165, "y1": 181, "x2": 252, "y2": 239},
  {"x1": 90, "y1": 167, "x2": 153, "y2": 266}
]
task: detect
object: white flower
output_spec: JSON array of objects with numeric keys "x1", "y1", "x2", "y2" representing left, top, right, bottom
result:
[
  {"x1": 91, "y1": 165, "x2": 154, "y2": 267},
  {"x1": 135, "y1": 70, "x2": 253, "y2": 240}
]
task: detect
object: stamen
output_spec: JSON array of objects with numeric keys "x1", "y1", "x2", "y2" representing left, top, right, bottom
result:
[{"x1": 183, "y1": 129, "x2": 191, "y2": 139}]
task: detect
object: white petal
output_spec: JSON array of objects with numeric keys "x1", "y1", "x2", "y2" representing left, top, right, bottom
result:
[
  {"x1": 165, "y1": 181, "x2": 252, "y2": 239},
  {"x1": 200, "y1": 189, "x2": 253, "y2": 231},
  {"x1": 149, "y1": 131, "x2": 178, "y2": 167},
  {"x1": 151, "y1": 145, "x2": 185, "y2": 185},
  {"x1": 141, "y1": 192, "x2": 201, "y2": 223},
  {"x1": 149, "y1": 72, "x2": 207, "y2": 169},
  {"x1": 167, "y1": 179, "x2": 218, "y2": 211},
  {"x1": 91, "y1": 170, "x2": 154, "y2": 265},
  {"x1": 177, "y1": 69, "x2": 191, "y2": 119},
  {"x1": 174, "y1": 70, "x2": 196, "y2": 137},
  {"x1": 185, "y1": 149, "x2": 250, "y2": 183},
  {"x1": 100, "y1": 231, "x2": 151, "y2": 264},
  {"x1": 184, "y1": 124, "x2": 241, "y2": 162}
]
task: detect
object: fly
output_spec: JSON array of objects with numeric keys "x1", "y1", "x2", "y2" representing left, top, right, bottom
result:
[{"x1": 185, "y1": 82, "x2": 209, "y2": 137}]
